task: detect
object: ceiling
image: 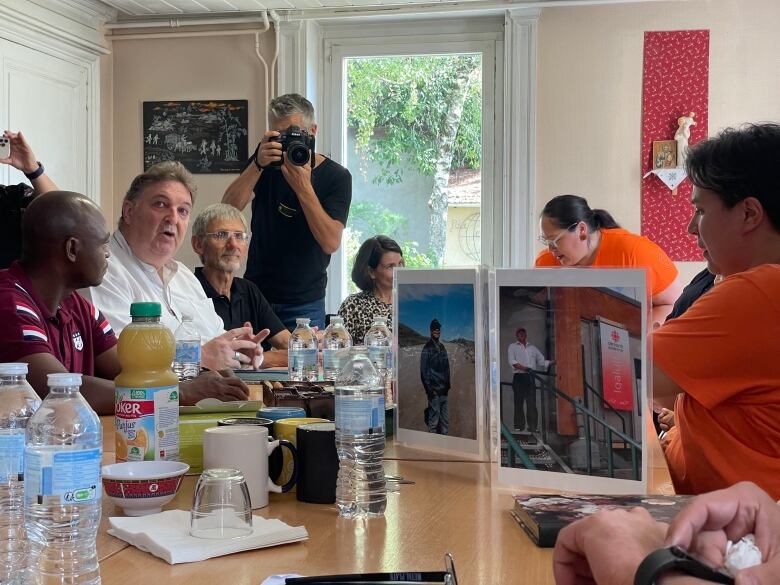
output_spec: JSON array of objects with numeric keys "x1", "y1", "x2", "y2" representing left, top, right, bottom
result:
[
  {"x1": 101, "y1": 0, "x2": 354, "y2": 12},
  {"x1": 98, "y1": 0, "x2": 646, "y2": 19}
]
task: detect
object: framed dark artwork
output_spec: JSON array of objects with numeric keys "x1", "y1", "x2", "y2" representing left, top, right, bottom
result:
[{"x1": 142, "y1": 100, "x2": 249, "y2": 174}]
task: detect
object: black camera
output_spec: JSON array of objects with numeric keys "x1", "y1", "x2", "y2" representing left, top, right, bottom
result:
[{"x1": 271, "y1": 125, "x2": 315, "y2": 168}]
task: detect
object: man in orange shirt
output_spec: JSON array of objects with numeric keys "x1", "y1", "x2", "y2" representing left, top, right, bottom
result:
[
  {"x1": 536, "y1": 195, "x2": 683, "y2": 324},
  {"x1": 652, "y1": 123, "x2": 780, "y2": 499}
]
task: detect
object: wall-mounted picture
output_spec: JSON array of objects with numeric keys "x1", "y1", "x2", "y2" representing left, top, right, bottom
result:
[
  {"x1": 492, "y1": 268, "x2": 649, "y2": 494},
  {"x1": 652, "y1": 139, "x2": 677, "y2": 169},
  {"x1": 143, "y1": 100, "x2": 249, "y2": 174},
  {"x1": 394, "y1": 269, "x2": 486, "y2": 458}
]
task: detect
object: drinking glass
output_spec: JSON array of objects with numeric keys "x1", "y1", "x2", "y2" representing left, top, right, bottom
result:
[{"x1": 190, "y1": 468, "x2": 253, "y2": 539}]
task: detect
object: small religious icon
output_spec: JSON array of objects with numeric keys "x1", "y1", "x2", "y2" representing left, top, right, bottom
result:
[{"x1": 652, "y1": 140, "x2": 677, "y2": 169}]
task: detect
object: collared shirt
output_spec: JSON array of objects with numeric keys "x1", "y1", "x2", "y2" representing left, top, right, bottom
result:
[
  {"x1": 194, "y1": 268, "x2": 285, "y2": 338},
  {"x1": 0, "y1": 262, "x2": 117, "y2": 373},
  {"x1": 508, "y1": 341, "x2": 549, "y2": 373},
  {"x1": 83, "y1": 231, "x2": 224, "y2": 339}
]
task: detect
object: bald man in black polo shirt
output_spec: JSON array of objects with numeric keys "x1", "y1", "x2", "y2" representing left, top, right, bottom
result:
[{"x1": 192, "y1": 204, "x2": 289, "y2": 368}]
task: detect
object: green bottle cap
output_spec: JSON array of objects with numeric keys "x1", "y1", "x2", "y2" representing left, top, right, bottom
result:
[{"x1": 130, "y1": 302, "x2": 162, "y2": 318}]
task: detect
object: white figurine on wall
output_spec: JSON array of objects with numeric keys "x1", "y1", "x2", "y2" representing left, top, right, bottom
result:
[{"x1": 675, "y1": 112, "x2": 696, "y2": 168}]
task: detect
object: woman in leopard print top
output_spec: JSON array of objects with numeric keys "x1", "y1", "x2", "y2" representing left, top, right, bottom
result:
[{"x1": 338, "y1": 235, "x2": 404, "y2": 344}]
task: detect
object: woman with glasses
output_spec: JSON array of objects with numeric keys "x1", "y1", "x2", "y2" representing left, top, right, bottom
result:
[
  {"x1": 535, "y1": 194, "x2": 683, "y2": 324},
  {"x1": 338, "y1": 235, "x2": 404, "y2": 344}
]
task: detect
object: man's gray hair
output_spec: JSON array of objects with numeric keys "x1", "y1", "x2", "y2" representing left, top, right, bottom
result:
[
  {"x1": 268, "y1": 93, "x2": 315, "y2": 128},
  {"x1": 192, "y1": 203, "x2": 248, "y2": 239},
  {"x1": 120, "y1": 161, "x2": 197, "y2": 227}
]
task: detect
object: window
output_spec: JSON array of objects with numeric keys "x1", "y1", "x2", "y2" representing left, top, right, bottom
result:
[{"x1": 322, "y1": 24, "x2": 501, "y2": 308}]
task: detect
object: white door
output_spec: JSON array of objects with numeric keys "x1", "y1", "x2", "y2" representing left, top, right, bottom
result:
[{"x1": 0, "y1": 39, "x2": 88, "y2": 196}]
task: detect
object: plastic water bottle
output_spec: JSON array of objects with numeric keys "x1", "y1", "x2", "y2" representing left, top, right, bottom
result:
[
  {"x1": 173, "y1": 314, "x2": 201, "y2": 381},
  {"x1": 288, "y1": 317, "x2": 318, "y2": 382},
  {"x1": 335, "y1": 347, "x2": 386, "y2": 518},
  {"x1": 25, "y1": 373, "x2": 102, "y2": 585},
  {"x1": 0, "y1": 363, "x2": 41, "y2": 584},
  {"x1": 322, "y1": 317, "x2": 353, "y2": 381},
  {"x1": 364, "y1": 315, "x2": 394, "y2": 405}
]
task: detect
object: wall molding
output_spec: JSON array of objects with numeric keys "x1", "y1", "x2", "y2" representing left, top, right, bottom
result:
[{"x1": 503, "y1": 7, "x2": 539, "y2": 267}]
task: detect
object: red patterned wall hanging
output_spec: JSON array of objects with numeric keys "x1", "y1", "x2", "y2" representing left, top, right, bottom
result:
[{"x1": 641, "y1": 30, "x2": 709, "y2": 261}]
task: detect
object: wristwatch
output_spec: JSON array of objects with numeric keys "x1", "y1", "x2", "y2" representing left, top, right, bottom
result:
[{"x1": 634, "y1": 546, "x2": 735, "y2": 585}]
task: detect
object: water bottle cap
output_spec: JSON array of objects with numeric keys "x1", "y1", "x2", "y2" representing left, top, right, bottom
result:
[
  {"x1": 295, "y1": 318, "x2": 311, "y2": 325},
  {"x1": 0, "y1": 363, "x2": 28, "y2": 375},
  {"x1": 47, "y1": 373, "x2": 82, "y2": 387},
  {"x1": 372, "y1": 315, "x2": 387, "y2": 322},
  {"x1": 329, "y1": 316, "x2": 343, "y2": 325},
  {"x1": 130, "y1": 302, "x2": 162, "y2": 318}
]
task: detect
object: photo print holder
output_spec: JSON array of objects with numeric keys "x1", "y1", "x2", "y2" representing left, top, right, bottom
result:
[
  {"x1": 393, "y1": 268, "x2": 488, "y2": 460},
  {"x1": 491, "y1": 268, "x2": 649, "y2": 494}
]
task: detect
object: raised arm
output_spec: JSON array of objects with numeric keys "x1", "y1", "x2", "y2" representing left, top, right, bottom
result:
[{"x1": 1, "y1": 130, "x2": 57, "y2": 195}]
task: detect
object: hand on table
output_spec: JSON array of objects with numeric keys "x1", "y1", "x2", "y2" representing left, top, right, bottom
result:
[
  {"x1": 179, "y1": 370, "x2": 250, "y2": 405},
  {"x1": 553, "y1": 507, "x2": 667, "y2": 585},
  {"x1": 667, "y1": 481, "x2": 780, "y2": 583}
]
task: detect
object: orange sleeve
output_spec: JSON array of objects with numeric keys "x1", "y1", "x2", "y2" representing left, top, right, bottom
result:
[
  {"x1": 534, "y1": 249, "x2": 561, "y2": 267},
  {"x1": 653, "y1": 267, "x2": 780, "y2": 409},
  {"x1": 629, "y1": 236, "x2": 678, "y2": 296}
]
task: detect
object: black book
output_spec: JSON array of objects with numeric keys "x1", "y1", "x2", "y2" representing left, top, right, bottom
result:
[{"x1": 511, "y1": 493, "x2": 691, "y2": 547}]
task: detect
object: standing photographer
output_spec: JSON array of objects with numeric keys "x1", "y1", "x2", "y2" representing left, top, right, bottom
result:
[{"x1": 223, "y1": 94, "x2": 352, "y2": 330}]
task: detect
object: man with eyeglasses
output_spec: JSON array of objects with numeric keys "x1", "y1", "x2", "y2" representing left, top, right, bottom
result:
[
  {"x1": 222, "y1": 94, "x2": 352, "y2": 330},
  {"x1": 192, "y1": 204, "x2": 289, "y2": 368}
]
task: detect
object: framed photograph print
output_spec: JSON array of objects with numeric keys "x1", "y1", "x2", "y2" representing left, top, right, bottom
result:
[
  {"x1": 393, "y1": 268, "x2": 487, "y2": 459},
  {"x1": 491, "y1": 268, "x2": 649, "y2": 494}
]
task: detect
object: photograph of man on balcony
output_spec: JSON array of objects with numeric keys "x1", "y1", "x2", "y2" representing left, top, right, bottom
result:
[{"x1": 498, "y1": 284, "x2": 643, "y2": 482}]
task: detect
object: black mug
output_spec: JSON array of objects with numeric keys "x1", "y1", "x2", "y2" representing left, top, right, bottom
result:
[
  {"x1": 296, "y1": 422, "x2": 338, "y2": 504},
  {"x1": 217, "y1": 417, "x2": 283, "y2": 481}
]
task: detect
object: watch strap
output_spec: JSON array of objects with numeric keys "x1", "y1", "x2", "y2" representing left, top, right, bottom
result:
[
  {"x1": 634, "y1": 546, "x2": 735, "y2": 585},
  {"x1": 24, "y1": 162, "x2": 44, "y2": 181}
]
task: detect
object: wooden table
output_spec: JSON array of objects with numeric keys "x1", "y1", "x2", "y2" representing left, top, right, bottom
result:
[{"x1": 98, "y1": 417, "x2": 672, "y2": 584}]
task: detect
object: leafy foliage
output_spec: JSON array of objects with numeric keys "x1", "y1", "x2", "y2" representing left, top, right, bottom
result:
[{"x1": 347, "y1": 55, "x2": 482, "y2": 185}]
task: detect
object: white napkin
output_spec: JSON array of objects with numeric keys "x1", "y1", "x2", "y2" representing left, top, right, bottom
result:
[{"x1": 108, "y1": 510, "x2": 308, "y2": 564}]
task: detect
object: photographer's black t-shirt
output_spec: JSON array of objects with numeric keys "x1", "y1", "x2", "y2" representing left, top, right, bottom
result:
[{"x1": 245, "y1": 156, "x2": 352, "y2": 304}]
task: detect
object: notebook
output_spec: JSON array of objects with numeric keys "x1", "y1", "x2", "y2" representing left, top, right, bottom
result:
[{"x1": 511, "y1": 493, "x2": 690, "y2": 547}]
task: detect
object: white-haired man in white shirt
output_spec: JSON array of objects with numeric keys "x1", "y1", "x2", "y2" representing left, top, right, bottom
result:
[
  {"x1": 508, "y1": 327, "x2": 554, "y2": 433},
  {"x1": 84, "y1": 161, "x2": 268, "y2": 375}
]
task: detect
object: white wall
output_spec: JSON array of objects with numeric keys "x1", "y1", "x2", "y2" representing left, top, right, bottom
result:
[{"x1": 536, "y1": 0, "x2": 780, "y2": 283}]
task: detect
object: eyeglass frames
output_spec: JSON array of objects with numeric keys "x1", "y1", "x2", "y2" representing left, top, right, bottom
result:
[
  {"x1": 204, "y1": 231, "x2": 250, "y2": 242},
  {"x1": 537, "y1": 222, "x2": 579, "y2": 248}
]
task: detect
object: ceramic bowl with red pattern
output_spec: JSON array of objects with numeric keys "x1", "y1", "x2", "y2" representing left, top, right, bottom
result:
[{"x1": 102, "y1": 461, "x2": 189, "y2": 516}]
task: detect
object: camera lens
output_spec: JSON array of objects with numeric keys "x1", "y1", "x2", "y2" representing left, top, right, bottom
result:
[{"x1": 287, "y1": 143, "x2": 311, "y2": 166}]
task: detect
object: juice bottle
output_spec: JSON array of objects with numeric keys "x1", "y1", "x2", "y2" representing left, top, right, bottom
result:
[{"x1": 115, "y1": 302, "x2": 179, "y2": 462}]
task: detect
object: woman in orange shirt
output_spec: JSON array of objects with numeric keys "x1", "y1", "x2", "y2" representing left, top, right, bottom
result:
[{"x1": 535, "y1": 194, "x2": 684, "y2": 324}]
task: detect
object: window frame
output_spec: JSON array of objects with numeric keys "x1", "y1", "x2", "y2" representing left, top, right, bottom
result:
[{"x1": 319, "y1": 19, "x2": 504, "y2": 312}]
